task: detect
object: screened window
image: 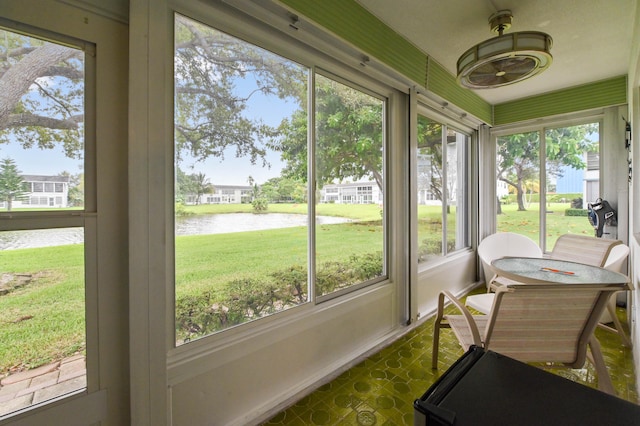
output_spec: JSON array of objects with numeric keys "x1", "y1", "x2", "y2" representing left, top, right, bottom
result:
[
  {"x1": 314, "y1": 74, "x2": 386, "y2": 298},
  {"x1": 173, "y1": 15, "x2": 389, "y2": 343},
  {"x1": 416, "y1": 114, "x2": 470, "y2": 263},
  {"x1": 173, "y1": 14, "x2": 310, "y2": 343},
  {"x1": 0, "y1": 27, "x2": 87, "y2": 416},
  {"x1": 496, "y1": 122, "x2": 599, "y2": 251}
]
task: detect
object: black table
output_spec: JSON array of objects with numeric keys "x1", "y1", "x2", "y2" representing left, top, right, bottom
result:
[{"x1": 415, "y1": 346, "x2": 640, "y2": 425}]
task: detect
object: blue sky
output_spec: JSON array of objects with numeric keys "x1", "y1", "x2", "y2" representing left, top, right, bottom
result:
[
  {"x1": 0, "y1": 139, "x2": 82, "y2": 176},
  {"x1": 179, "y1": 89, "x2": 299, "y2": 186},
  {"x1": 1, "y1": 85, "x2": 300, "y2": 184}
]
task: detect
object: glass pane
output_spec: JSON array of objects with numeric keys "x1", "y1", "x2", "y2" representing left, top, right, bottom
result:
[
  {"x1": 0, "y1": 229, "x2": 85, "y2": 417},
  {"x1": 496, "y1": 131, "x2": 541, "y2": 243},
  {"x1": 416, "y1": 115, "x2": 443, "y2": 262},
  {"x1": 445, "y1": 128, "x2": 468, "y2": 253},
  {"x1": 314, "y1": 75, "x2": 385, "y2": 297},
  {"x1": 545, "y1": 123, "x2": 600, "y2": 249},
  {"x1": 173, "y1": 15, "x2": 310, "y2": 343},
  {"x1": 0, "y1": 28, "x2": 86, "y2": 416},
  {"x1": 0, "y1": 32, "x2": 84, "y2": 212}
]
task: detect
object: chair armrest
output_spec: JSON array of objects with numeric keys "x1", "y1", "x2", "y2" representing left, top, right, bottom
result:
[{"x1": 439, "y1": 291, "x2": 483, "y2": 346}]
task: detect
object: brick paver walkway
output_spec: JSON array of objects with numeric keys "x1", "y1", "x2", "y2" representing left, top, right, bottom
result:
[{"x1": 0, "y1": 355, "x2": 86, "y2": 417}]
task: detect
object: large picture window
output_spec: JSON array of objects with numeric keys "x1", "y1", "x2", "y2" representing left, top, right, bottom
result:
[
  {"x1": 0, "y1": 27, "x2": 88, "y2": 416},
  {"x1": 416, "y1": 114, "x2": 470, "y2": 263},
  {"x1": 173, "y1": 15, "x2": 389, "y2": 343}
]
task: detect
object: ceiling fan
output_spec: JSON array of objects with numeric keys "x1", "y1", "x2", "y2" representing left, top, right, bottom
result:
[{"x1": 457, "y1": 10, "x2": 553, "y2": 89}]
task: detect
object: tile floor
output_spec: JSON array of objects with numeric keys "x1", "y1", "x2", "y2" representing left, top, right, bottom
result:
[{"x1": 263, "y1": 292, "x2": 638, "y2": 425}]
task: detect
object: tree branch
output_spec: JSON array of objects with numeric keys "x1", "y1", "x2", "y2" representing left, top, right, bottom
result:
[{"x1": 1, "y1": 112, "x2": 82, "y2": 130}]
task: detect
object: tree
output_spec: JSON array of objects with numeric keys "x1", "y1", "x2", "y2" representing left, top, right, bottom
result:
[
  {"x1": 175, "y1": 167, "x2": 195, "y2": 204},
  {"x1": 174, "y1": 15, "x2": 307, "y2": 172},
  {"x1": 247, "y1": 175, "x2": 268, "y2": 212},
  {"x1": 2, "y1": 19, "x2": 308, "y2": 187},
  {"x1": 417, "y1": 117, "x2": 444, "y2": 204},
  {"x1": 0, "y1": 29, "x2": 84, "y2": 157},
  {"x1": 273, "y1": 76, "x2": 384, "y2": 191},
  {"x1": 175, "y1": 167, "x2": 213, "y2": 205},
  {"x1": 0, "y1": 157, "x2": 27, "y2": 211},
  {"x1": 191, "y1": 172, "x2": 212, "y2": 205},
  {"x1": 497, "y1": 124, "x2": 597, "y2": 211},
  {"x1": 260, "y1": 176, "x2": 306, "y2": 203},
  {"x1": 60, "y1": 170, "x2": 84, "y2": 207}
]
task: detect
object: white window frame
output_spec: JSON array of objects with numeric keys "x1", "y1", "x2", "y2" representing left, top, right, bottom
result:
[
  {"x1": 491, "y1": 110, "x2": 607, "y2": 251},
  {"x1": 0, "y1": 18, "x2": 99, "y2": 421},
  {"x1": 414, "y1": 103, "x2": 473, "y2": 268}
]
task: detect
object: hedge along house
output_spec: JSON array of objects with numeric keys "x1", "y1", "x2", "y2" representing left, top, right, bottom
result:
[{"x1": 0, "y1": 1, "x2": 639, "y2": 425}]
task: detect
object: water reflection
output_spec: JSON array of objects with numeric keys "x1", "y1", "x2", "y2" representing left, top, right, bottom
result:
[
  {"x1": 0, "y1": 227, "x2": 85, "y2": 250},
  {"x1": 176, "y1": 213, "x2": 350, "y2": 235},
  {"x1": 1, "y1": 213, "x2": 351, "y2": 250}
]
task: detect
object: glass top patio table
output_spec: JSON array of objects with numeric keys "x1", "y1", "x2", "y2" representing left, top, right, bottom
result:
[{"x1": 491, "y1": 257, "x2": 629, "y2": 287}]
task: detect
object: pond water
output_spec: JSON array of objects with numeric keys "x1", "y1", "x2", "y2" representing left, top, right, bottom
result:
[
  {"x1": 0, "y1": 213, "x2": 351, "y2": 250},
  {"x1": 175, "y1": 213, "x2": 350, "y2": 236},
  {"x1": 0, "y1": 227, "x2": 85, "y2": 251}
]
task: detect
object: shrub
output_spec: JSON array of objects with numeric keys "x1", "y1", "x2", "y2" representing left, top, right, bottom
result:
[
  {"x1": 565, "y1": 208, "x2": 588, "y2": 216},
  {"x1": 252, "y1": 197, "x2": 268, "y2": 212},
  {"x1": 175, "y1": 252, "x2": 383, "y2": 341}
]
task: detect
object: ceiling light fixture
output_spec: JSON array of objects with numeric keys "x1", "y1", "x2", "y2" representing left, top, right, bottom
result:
[{"x1": 456, "y1": 10, "x2": 553, "y2": 89}]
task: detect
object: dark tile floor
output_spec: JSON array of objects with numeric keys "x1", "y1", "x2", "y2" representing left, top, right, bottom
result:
[{"x1": 263, "y1": 291, "x2": 638, "y2": 425}]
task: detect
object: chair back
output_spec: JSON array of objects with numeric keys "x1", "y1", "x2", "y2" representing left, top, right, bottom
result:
[
  {"x1": 603, "y1": 243, "x2": 630, "y2": 273},
  {"x1": 484, "y1": 283, "x2": 620, "y2": 367},
  {"x1": 550, "y1": 234, "x2": 621, "y2": 267},
  {"x1": 478, "y1": 232, "x2": 542, "y2": 287}
]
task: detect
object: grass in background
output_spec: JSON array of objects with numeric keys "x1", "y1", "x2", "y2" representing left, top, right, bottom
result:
[
  {"x1": 176, "y1": 220, "x2": 383, "y2": 298},
  {"x1": 0, "y1": 244, "x2": 84, "y2": 373},
  {"x1": 497, "y1": 202, "x2": 594, "y2": 250}
]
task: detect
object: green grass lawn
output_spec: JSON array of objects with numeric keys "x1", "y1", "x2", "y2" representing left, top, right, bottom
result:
[
  {"x1": 497, "y1": 202, "x2": 594, "y2": 249},
  {"x1": 0, "y1": 201, "x2": 595, "y2": 372},
  {"x1": 0, "y1": 245, "x2": 85, "y2": 373}
]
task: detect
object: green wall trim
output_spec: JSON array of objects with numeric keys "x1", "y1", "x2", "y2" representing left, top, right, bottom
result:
[
  {"x1": 279, "y1": 0, "x2": 492, "y2": 123},
  {"x1": 426, "y1": 58, "x2": 492, "y2": 124},
  {"x1": 278, "y1": 1, "x2": 625, "y2": 127},
  {"x1": 493, "y1": 76, "x2": 628, "y2": 125},
  {"x1": 279, "y1": 0, "x2": 427, "y2": 85}
]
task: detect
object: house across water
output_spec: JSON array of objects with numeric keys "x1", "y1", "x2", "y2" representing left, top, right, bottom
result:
[{"x1": 0, "y1": 175, "x2": 70, "y2": 209}]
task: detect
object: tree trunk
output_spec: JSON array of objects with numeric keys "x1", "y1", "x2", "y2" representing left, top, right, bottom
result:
[{"x1": 516, "y1": 181, "x2": 526, "y2": 211}]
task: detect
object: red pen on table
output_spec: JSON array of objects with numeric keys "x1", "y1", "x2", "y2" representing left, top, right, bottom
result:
[{"x1": 540, "y1": 267, "x2": 574, "y2": 275}]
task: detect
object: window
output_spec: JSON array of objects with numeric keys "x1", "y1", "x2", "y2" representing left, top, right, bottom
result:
[
  {"x1": 496, "y1": 122, "x2": 599, "y2": 251},
  {"x1": 0, "y1": 27, "x2": 88, "y2": 416},
  {"x1": 173, "y1": 14, "x2": 389, "y2": 342},
  {"x1": 314, "y1": 74, "x2": 386, "y2": 298},
  {"x1": 173, "y1": 14, "x2": 310, "y2": 343},
  {"x1": 416, "y1": 114, "x2": 470, "y2": 263}
]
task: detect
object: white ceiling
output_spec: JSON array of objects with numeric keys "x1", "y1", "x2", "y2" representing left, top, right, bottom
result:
[{"x1": 355, "y1": 0, "x2": 636, "y2": 104}]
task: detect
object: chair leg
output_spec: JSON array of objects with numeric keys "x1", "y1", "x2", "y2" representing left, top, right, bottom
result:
[
  {"x1": 588, "y1": 336, "x2": 615, "y2": 395},
  {"x1": 603, "y1": 302, "x2": 632, "y2": 347},
  {"x1": 432, "y1": 292, "x2": 446, "y2": 370}
]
